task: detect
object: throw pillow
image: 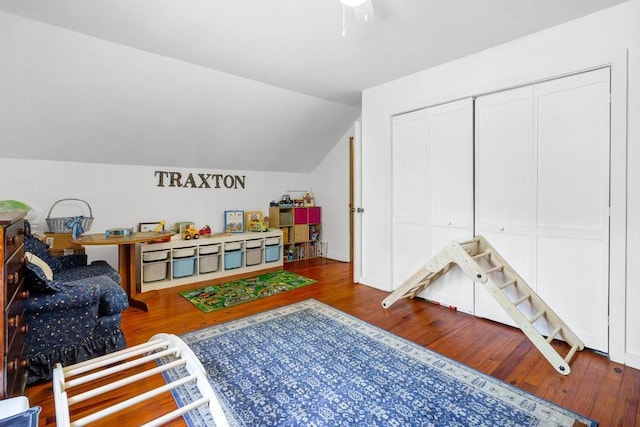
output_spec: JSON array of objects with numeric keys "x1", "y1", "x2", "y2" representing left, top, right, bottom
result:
[
  {"x1": 24, "y1": 234, "x2": 64, "y2": 272},
  {"x1": 24, "y1": 262, "x2": 68, "y2": 293},
  {"x1": 25, "y1": 252, "x2": 54, "y2": 280}
]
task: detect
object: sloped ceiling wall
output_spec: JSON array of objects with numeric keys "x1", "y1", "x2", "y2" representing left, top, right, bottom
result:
[{"x1": 0, "y1": 11, "x2": 360, "y2": 173}]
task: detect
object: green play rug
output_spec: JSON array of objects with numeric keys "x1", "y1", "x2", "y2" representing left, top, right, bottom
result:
[{"x1": 179, "y1": 270, "x2": 317, "y2": 313}]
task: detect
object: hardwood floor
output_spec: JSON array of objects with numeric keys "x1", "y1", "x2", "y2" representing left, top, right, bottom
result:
[{"x1": 27, "y1": 258, "x2": 639, "y2": 426}]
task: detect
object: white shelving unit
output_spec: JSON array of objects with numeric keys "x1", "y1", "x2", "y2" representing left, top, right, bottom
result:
[{"x1": 135, "y1": 230, "x2": 283, "y2": 293}]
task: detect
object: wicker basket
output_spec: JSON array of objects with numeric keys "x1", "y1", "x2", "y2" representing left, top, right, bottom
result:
[{"x1": 46, "y1": 198, "x2": 94, "y2": 233}]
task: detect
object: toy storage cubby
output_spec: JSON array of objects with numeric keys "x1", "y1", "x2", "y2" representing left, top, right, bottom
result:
[
  {"x1": 136, "y1": 229, "x2": 283, "y2": 292},
  {"x1": 269, "y1": 206, "x2": 321, "y2": 262}
]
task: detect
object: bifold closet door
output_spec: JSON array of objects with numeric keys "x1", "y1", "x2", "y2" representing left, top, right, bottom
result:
[
  {"x1": 392, "y1": 99, "x2": 474, "y2": 313},
  {"x1": 475, "y1": 68, "x2": 610, "y2": 352},
  {"x1": 421, "y1": 99, "x2": 474, "y2": 313},
  {"x1": 533, "y1": 69, "x2": 610, "y2": 353},
  {"x1": 475, "y1": 86, "x2": 535, "y2": 327},
  {"x1": 392, "y1": 109, "x2": 431, "y2": 292}
]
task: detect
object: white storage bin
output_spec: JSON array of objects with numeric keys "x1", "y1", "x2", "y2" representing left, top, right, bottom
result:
[
  {"x1": 246, "y1": 248, "x2": 263, "y2": 266},
  {"x1": 199, "y1": 255, "x2": 220, "y2": 273},
  {"x1": 142, "y1": 250, "x2": 169, "y2": 262},
  {"x1": 173, "y1": 247, "x2": 196, "y2": 259},
  {"x1": 199, "y1": 244, "x2": 220, "y2": 255},
  {"x1": 143, "y1": 262, "x2": 168, "y2": 282},
  {"x1": 265, "y1": 237, "x2": 281, "y2": 246},
  {"x1": 246, "y1": 239, "x2": 263, "y2": 249},
  {"x1": 225, "y1": 241, "x2": 243, "y2": 251}
]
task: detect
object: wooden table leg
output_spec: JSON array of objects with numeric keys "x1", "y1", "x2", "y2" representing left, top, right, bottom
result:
[{"x1": 118, "y1": 244, "x2": 156, "y2": 311}]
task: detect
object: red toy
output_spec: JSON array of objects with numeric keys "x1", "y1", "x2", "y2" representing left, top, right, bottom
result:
[{"x1": 199, "y1": 225, "x2": 212, "y2": 236}]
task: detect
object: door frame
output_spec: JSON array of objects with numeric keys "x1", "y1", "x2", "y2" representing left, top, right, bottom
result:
[{"x1": 351, "y1": 121, "x2": 363, "y2": 283}]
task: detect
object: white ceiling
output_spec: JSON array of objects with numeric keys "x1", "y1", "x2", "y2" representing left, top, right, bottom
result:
[{"x1": 0, "y1": 0, "x2": 626, "y2": 172}]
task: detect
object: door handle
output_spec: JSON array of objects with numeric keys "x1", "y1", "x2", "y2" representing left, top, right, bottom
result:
[{"x1": 356, "y1": 208, "x2": 365, "y2": 213}]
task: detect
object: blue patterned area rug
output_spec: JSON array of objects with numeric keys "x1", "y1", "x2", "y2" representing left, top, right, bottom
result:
[{"x1": 164, "y1": 299, "x2": 597, "y2": 426}]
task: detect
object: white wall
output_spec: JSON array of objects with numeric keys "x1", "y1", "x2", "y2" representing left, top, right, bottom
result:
[
  {"x1": 311, "y1": 124, "x2": 354, "y2": 262},
  {"x1": 0, "y1": 158, "x2": 310, "y2": 267},
  {"x1": 361, "y1": 1, "x2": 639, "y2": 367}
]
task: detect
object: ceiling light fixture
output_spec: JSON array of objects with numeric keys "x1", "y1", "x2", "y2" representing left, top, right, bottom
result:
[
  {"x1": 340, "y1": 0, "x2": 367, "y2": 7},
  {"x1": 340, "y1": 0, "x2": 374, "y2": 36}
]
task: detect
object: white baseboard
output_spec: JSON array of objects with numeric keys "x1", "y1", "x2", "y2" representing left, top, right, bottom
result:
[
  {"x1": 358, "y1": 276, "x2": 392, "y2": 292},
  {"x1": 325, "y1": 250, "x2": 349, "y2": 263},
  {"x1": 625, "y1": 352, "x2": 640, "y2": 370}
]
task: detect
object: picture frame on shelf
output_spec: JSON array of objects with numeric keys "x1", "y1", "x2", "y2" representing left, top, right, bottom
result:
[
  {"x1": 139, "y1": 221, "x2": 164, "y2": 232},
  {"x1": 245, "y1": 211, "x2": 263, "y2": 232},
  {"x1": 224, "y1": 210, "x2": 244, "y2": 233}
]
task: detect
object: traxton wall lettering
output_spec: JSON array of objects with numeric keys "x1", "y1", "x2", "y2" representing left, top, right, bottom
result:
[{"x1": 154, "y1": 171, "x2": 246, "y2": 189}]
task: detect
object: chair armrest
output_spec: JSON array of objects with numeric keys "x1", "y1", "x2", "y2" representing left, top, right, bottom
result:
[
  {"x1": 64, "y1": 275, "x2": 129, "y2": 315},
  {"x1": 24, "y1": 284, "x2": 100, "y2": 313}
]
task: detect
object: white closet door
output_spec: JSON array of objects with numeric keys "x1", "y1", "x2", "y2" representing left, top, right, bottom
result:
[
  {"x1": 420, "y1": 99, "x2": 474, "y2": 313},
  {"x1": 391, "y1": 100, "x2": 474, "y2": 313},
  {"x1": 392, "y1": 109, "x2": 431, "y2": 288},
  {"x1": 474, "y1": 68, "x2": 610, "y2": 352},
  {"x1": 533, "y1": 68, "x2": 610, "y2": 352},
  {"x1": 475, "y1": 86, "x2": 535, "y2": 326}
]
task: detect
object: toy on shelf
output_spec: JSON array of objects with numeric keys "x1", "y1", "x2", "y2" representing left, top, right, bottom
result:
[
  {"x1": 105, "y1": 227, "x2": 133, "y2": 237},
  {"x1": 182, "y1": 224, "x2": 200, "y2": 240},
  {"x1": 248, "y1": 219, "x2": 268, "y2": 232},
  {"x1": 199, "y1": 225, "x2": 212, "y2": 236},
  {"x1": 304, "y1": 193, "x2": 315, "y2": 207},
  {"x1": 279, "y1": 195, "x2": 293, "y2": 207},
  {"x1": 309, "y1": 226, "x2": 320, "y2": 241}
]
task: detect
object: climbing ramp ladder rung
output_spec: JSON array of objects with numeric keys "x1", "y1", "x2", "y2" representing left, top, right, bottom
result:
[
  {"x1": 53, "y1": 333, "x2": 230, "y2": 427},
  {"x1": 381, "y1": 235, "x2": 585, "y2": 375},
  {"x1": 529, "y1": 310, "x2": 546, "y2": 324}
]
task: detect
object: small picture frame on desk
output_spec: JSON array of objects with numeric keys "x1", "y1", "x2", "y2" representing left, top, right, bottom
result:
[{"x1": 224, "y1": 210, "x2": 244, "y2": 233}]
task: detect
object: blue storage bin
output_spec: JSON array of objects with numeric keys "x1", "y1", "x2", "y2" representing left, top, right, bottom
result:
[
  {"x1": 173, "y1": 257, "x2": 196, "y2": 278},
  {"x1": 265, "y1": 245, "x2": 282, "y2": 263},
  {"x1": 224, "y1": 251, "x2": 243, "y2": 270}
]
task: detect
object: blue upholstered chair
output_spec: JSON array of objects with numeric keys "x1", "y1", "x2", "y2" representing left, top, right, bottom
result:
[{"x1": 23, "y1": 234, "x2": 129, "y2": 383}]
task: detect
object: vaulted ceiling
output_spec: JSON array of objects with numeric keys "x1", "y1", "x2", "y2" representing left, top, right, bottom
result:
[{"x1": 0, "y1": 0, "x2": 626, "y2": 172}]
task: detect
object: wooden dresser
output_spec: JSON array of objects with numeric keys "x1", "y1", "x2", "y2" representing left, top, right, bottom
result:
[{"x1": 1, "y1": 212, "x2": 29, "y2": 398}]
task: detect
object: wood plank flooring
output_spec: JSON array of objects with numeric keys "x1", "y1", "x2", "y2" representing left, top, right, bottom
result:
[{"x1": 26, "y1": 258, "x2": 639, "y2": 426}]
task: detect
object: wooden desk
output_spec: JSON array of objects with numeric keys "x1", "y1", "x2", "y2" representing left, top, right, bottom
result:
[{"x1": 72, "y1": 232, "x2": 175, "y2": 312}]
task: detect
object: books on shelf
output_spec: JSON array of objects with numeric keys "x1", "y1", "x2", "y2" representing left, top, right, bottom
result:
[{"x1": 286, "y1": 241, "x2": 322, "y2": 261}]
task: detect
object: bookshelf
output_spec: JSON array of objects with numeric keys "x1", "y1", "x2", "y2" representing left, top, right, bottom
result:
[{"x1": 268, "y1": 206, "x2": 321, "y2": 262}]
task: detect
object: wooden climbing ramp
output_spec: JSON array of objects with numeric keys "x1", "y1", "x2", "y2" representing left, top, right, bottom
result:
[
  {"x1": 382, "y1": 236, "x2": 584, "y2": 375},
  {"x1": 52, "y1": 333, "x2": 229, "y2": 427}
]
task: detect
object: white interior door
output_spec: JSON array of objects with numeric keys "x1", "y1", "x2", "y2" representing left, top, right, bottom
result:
[{"x1": 474, "y1": 68, "x2": 610, "y2": 352}]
